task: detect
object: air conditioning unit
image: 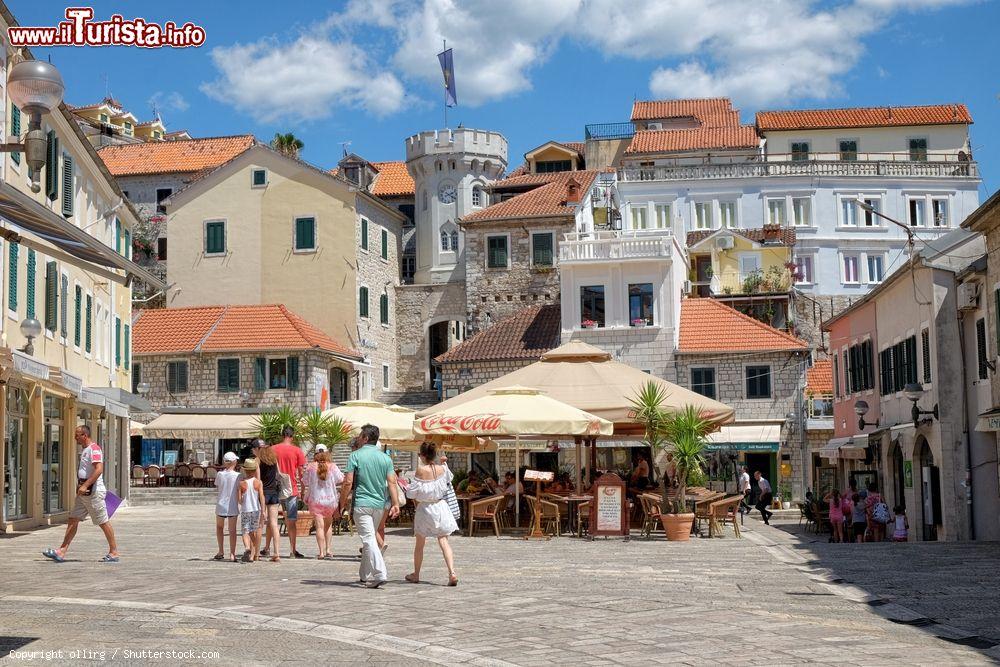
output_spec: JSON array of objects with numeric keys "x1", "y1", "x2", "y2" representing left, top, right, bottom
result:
[
  {"x1": 647, "y1": 122, "x2": 662, "y2": 130},
  {"x1": 715, "y1": 236, "x2": 734, "y2": 250},
  {"x1": 682, "y1": 280, "x2": 692, "y2": 294},
  {"x1": 957, "y1": 282, "x2": 979, "y2": 311}
]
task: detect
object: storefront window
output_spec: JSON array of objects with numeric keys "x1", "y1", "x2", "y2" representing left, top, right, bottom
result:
[
  {"x1": 4, "y1": 387, "x2": 30, "y2": 520},
  {"x1": 43, "y1": 395, "x2": 64, "y2": 514}
]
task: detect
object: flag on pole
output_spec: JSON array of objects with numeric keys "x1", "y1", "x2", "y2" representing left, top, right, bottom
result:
[{"x1": 437, "y1": 47, "x2": 457, "y2": 107}]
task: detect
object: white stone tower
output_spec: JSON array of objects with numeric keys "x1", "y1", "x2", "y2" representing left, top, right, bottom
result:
[{"x1": 405, "y1": 128, "x2": 507, "y2": 284}]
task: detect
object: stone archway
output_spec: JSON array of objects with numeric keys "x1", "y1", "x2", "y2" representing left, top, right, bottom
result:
[
  {"x1": 890, "y1": 438, "x2": 905, "y2": 511},
  {"x1": 916, "y1": 435, "x2": 940, "y2": 541}
]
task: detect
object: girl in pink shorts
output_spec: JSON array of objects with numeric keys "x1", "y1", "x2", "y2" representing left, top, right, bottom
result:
[{"x1": 302, "y1": 450, "x2": 344, "y2": 560}]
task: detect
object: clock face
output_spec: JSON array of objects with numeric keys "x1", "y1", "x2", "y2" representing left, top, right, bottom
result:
[{"x1": 439, "y1": 184, "x2": 457, "y2": 204}]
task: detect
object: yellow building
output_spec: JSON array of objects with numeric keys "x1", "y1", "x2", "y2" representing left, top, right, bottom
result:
[
  {"x1": 686, "y1": 226, "x2": 795, "y2": 329},
  {"x1": 0, "y1": 4, "x2": 166, "y2": 531},
  {"x1": 71, "y1": 97, "x2": 171, "y2": 148}
]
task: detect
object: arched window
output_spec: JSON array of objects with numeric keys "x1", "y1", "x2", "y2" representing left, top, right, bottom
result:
[
  {"x1": 440, "y1": 229, "x2": 451, "y2": 251},
  {"x1": 449, "y1": 160, "x2": 456, "y2": 170},
  {"x1": 435, "y1": 160, "x2": 442, "y2": 172},
  {"x1": 450, "y1": 230, "x2": 459, "y2": 251},
  {"x1": 440, "y1": 222, "x2": 459, "y2": 251},
  {"x1": 472, "y1": 186, "x2": 483, "y2": 208}
]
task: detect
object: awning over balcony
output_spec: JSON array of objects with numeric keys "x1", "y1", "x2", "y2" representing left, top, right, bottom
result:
[
  {"x1": 820, "y1": 435, "x2": 868, "y2": 460},
  {"x1": 704, "y1": 423, "x2": 781, "y2": 452},
  {"x1": 0, "y1": 181, "x2": 166, "y2": 290}
]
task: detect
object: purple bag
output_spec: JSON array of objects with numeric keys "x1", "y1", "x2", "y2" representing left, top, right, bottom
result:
[{"x1": 104, "y1": 491, "x2": 123, "y2": 519}]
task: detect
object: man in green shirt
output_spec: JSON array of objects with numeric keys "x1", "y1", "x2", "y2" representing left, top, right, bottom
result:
[{"x1": 340, "y1": 424, "x2": 400, "y2": 588}]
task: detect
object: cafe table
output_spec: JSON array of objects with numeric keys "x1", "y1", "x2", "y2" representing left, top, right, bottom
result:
[{"x1": 548, "y1": 493, "x2": 592, "y2": 537}]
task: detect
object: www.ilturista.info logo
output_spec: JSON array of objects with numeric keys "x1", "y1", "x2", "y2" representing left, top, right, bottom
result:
[{"x1": 8, "y1": 7, "x2": 206, "y2": 48}]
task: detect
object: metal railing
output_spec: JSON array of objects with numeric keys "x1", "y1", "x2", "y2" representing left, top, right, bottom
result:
[
  {"x1": 559, "y1": 229, "x2": 673, "y2": 262},
  {"x1": 585, "y1": 122, "x2": 636, "y2": 141}
]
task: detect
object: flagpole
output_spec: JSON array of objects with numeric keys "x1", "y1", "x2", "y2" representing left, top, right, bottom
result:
[{"x1": 443, "y1": 39, "x2": 448, "y2": 129}]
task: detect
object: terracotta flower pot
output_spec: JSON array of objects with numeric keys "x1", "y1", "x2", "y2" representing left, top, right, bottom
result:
[
  {"x1": 293, "y1": 512, "x2": 314, "y2": 537},
  {"x1": 659, "y1": 513, "x2": 695, "y2": 541}
]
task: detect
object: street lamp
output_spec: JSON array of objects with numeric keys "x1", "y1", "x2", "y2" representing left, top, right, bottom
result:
[
  {"x1": 136, "y1": 381, "x2": 151, "y2": 395},
  {"x1": 854, "y1": 399, "x2": 879, "y2": 430},
  {"x1": 3, "y1": 58, "x2": 65, "y2": 193},
  {"x1": 18, "y1": 317, "x2": 41, "y2": 355},
  {"x1": 904, "y1": 382, "x2": 938, "y2": 427}
]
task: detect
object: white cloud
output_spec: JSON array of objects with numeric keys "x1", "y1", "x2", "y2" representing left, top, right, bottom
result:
[
  {"x1": 148, "y1": 91, "x2": 189, "y2": 115},
  {"x1": 200, "y1": 34, "x2": 404, "y2": 123}
]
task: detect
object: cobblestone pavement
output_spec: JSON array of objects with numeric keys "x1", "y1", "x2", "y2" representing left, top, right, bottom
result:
[{"x1": 0, "y1": 505, "x2": 997, "y2": 666}]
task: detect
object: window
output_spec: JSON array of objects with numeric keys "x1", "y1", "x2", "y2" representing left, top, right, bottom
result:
[
  {"x1": 73, "y1": 285, "x2": 81, "y2": 347},
  {"x1": 486, "y1": 235, "x2": 508, "y2": 268},
  {"x1": 380, "y1": 229, "x2": 389, "y2": 260},
  {"x1": 839, "y1": 139, "x2": 858, "y2": 161},
  {"x1": 204, "y1": 221, "x2": 226, "y2": 255},
  {"x1": 155, "y1": 188, "x2": 172, "y2": 214},
  {"x1": 218, "y1": 358, "x2": 240, "y2": 392},
  {"x1": 846, "y1": 340, "x2": 874, "y2": 393},
  {"x1": 382, "y1": 364, "x2": 390, "y2": 390},
  {"x1": 792, "y1": 197, "x2": 811, "y2": 226},
  {"x1": 922, "y1": 328, "x2": 931, "y2": 384},
  {"x1": 251, "y1": 168, "x2": 267, "y2": 187},
  {"x1": 44, "y1": 261, "x2": 57, "y2": 332},
  {"x1": 269, "y1": 358, "x2": 288, "y2": 389},
  {"x1": 44, "y1": 130, "x2": 58, "y2": 201},
  {"x1": 638, "y1": 161, "x2": 655, "y2": 180},
  {"x1": 909, "y1": 138, "x2": 928, "y2": 162},
  {"x1": 156, "y1": 237, "x2": 167, "y2": 261},
  {"x1": 580, "y1": 285, "x2": 605, "y2": 328},
  {"x1": 766, "y1": 199, "x2": 786, "y2": 226},
  {"x1": 536, "y1": 160, "x2": 571, "y2": 173},
  {"x1": 99, "y1": 112, "x2": 108, "y2": 123},
  {"x1": 167, "y1": 361, "x2": 188, "y2": 394},
  {"x1": 655, "y1": 204, "x2": 672, "y2": 229},
  {"x1": 132, "y1": 362, "x2": 142, "y2": 394},
  {"x1": 294, "y1": 216, "x2": 316, "y2": 251},
  {"x1": 879, "y1": 336, "x2": 917, "y2": 395},
  {"x1": 531, "y1": 232, "x2": 554, "y2": 267},
  {"x1": 628, "y1": 283, "x2": 654, "y2": 326},
  {"x1": 7, "y1": 242, "x2": 16, "y2": 313},
  {"x1": 719, "y1": 201, "x2": 737, "y2": 228},
  {"x1": 360, "y1": 217, "x2": 369, "y2": 250},
  {"x1": 472, "y1": 187, "x2": 483, "y2": 207},
  {"x1": 379, "y1": 293, "x2": 389, "y2": 324},
  {"x1": 739, "y1": 253, "x2": 761, "y2": 278},
  {"x1": 977, "y1": 318, "x2": 988, "y2": 380},
  {"x1": 866, "y1": 255, "x2": 884, "y2": 284},
  {"x1": 694, "y1": 202, "x2": 712, "y2": 229},
  {"x1": 630, "y1": 206, "x2": 648, "y2": 230},
  {"x1": 253, "y1": 357, "x2": 298, "y2": 391},
  {"x1": 841, "y1": 198, "x2": 857, "y2": 227},
  {"x1": 862, "y1": 198, "x2": 880, "y2": 226},
  {"x1": 359, "y1": 286, "x2": 369, "y2": 318},
  {"x1": 791, "y1": 142, "x2": 810, "y2": 161},
  {"x1": 810, "y1": 395, "x2": 834, "y2": 418},
  {"x1": 440, "y1": 226, "x2": 459, "y2": 252},
  {"x1": 746, "y1": 366, "x2": 772, "y2": 399},
  {"x1": 691, "y1": 367, "x2": 716, "y2": 399},
  {"x1": 402, "y1": 255, "x2": 415, "y2": 284},
  {"x1": 908, "y1": 198, "x2": 925, "y2": 227},
  {"x1": 932, "y1": 198, "x2": 949, "y2": 227},
  {"x1": 842, "y1": 254, "x2": 859, "y2": 284},
  {"x1": 61, "y1": 153, "x2": 74, "y2": 217},
  {"x1": 794, "y1": 255, "x2": 814, "y2": 284},
  {"x1": 833, "y1": 354, "x2": 840, "y2": 398}
]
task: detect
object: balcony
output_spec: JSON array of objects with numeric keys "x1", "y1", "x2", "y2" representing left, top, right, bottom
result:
[
  {"x1": 559, "y1": 229, "x2": 674, "y2": 263},
  {"x1": 620, "y1": 152, "x2": 978, "y2": 182}
]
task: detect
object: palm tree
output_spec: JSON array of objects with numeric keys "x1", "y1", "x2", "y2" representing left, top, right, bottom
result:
[
  {"x1": 299, "y1": 408, "x2": 352, "y2": 456},
  {"x1": 271, "y1": 132, "x2": 304, "y2": 158},
  {"x1": 252, "y1": 406, "x2": 302, "y2": 444}
]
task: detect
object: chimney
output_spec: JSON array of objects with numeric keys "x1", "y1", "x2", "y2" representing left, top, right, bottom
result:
[
  {"x1": 565, "y1": 177, "x2": 581, "y2": 204},
  {"x1": 762, "y1": 224, "x2": 781, "y2": 244}
]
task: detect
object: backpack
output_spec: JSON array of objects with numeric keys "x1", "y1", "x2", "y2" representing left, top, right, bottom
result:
[{"x1": 872, "y1": 501, "x2": 890, "y2": 524}]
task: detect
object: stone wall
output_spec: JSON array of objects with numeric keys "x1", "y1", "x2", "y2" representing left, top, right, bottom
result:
[
  {"x1": 439, "y1": 358, "x2": 536, "y2": 398},
  {"x1": 793, "y1": 292, "x2": 861, "y2": 352},
  {"x1": 395, "y1": 282, "x2": 468, "y2": 391},
  {"x1": 561, "y1": 326, "x2": 678, "y2": 381},
  {"x1": 463, "y1": 218, "x2": 571, "y2": 333}
]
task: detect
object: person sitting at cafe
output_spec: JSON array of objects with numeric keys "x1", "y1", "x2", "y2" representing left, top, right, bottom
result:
[
  {"x1": 546, "y1": 475, "x2": 566, "y2": 493},
  {"x1": 502, "y1": 471, "x2": 523, "y2": 510},
  {"x1": 483, "y1": 475, "x2": 501, "y2": 495},
  {"x1": 630, "y1": 453, "x2": 651, "y2": 491},
  {"x1": 460, "y1": 471, "x2": 483, "y2": 495}
]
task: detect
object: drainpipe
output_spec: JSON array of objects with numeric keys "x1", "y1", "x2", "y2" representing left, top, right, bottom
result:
[{"x1": 957, "y1": 309, "x2": 976, "y2": 540}]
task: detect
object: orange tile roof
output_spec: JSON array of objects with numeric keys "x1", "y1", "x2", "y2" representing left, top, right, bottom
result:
[
  {"x1": 437, "y1": 305, "x2": 561, "y2": 363},
  {"x1": 687, "y1": 227, "x2": 797, "y2": 248},
  {"x1": 505, "y1": 163, "x2": 529, "y2": 178},
  {"x1": 631, "y1": 98, "x2": 739, "y2": 123},
  {"x1": 370, "y1": 161, "x2": 414, "y2": 197},
  {"x1": 98, "y1": 135, "x2": 256, "y2": 176},
  {"x1": 678, "y1": 299, "x2": 807, "y2": 352},
  {"x1": 134, "y1": 304, "x2": 361, "y2": 358},
  {"x1": 560, "y1": 141, "x2": 585, "y2": 155},
  {"x1": 462, "y1": 171, "x2": 599, "y2": 224},
  {"x1": 756, "y1": 104, "x2": 972, "y2": 131},
  {"x1": 807, "y1": 359, "x2": 833, "y2": 394},
  {"x1": 626, "y1": 126, "x2": 759, "y2": 155},
  {"x1": 491, "y1": 172, "x2": 567, "y2": 189}
]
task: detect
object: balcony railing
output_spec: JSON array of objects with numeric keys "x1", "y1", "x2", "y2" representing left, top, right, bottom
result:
[
  {"x1": 620, "y1": 156, "x2": 978, "y2": 182},
  {"x1": 585, "y1": 122, "x2": 636, "y2": 141},
  {"x1": 560, "y1": 229, "x2": 673, "y2": 262}
]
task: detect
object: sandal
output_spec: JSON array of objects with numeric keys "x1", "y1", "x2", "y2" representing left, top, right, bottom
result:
[
  {"x1": 42, "y1": 548, "x2": 65, "y2": 563},
  {"x1": 448, "y1": 574, "x2": 458, "y2": 587},
  {"x1": 270, "y1": 556, "x2": 281, "y2": 563},
  {"x1": 100, "y1": 554, "x2": 120, "y2": 563},
  {"x1": 212, "y1": 553, "x2": 225, "y2": 561},
  {"x1": 404, "y1": 573, "x2": 419, "y2": 584}
]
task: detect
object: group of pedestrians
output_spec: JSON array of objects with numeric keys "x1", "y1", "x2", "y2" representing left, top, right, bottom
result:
[
  {"x1": 738, "y1": 466, "x2": 774, "y2": 525},
  {"x1": 823, "y1": 481, "x2": 908, "y2": 543}
]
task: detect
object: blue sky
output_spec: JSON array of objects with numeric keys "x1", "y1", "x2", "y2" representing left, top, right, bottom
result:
[{"x1": 11, "y1": 1, "x2": 1000, "y2": 196}]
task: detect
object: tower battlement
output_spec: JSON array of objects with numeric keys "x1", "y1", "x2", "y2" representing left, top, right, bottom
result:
[{"x1": 405, "y1": 128, "x2": 508, "y2": 164}]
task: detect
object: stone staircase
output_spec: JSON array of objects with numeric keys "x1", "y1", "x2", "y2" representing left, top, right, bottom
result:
[
  {"x1": 379, "y1": 390, "x2": 440, "y2": 410},
  {"x1": 128, "y1": 486, "x2": 217, "y2": 506}
]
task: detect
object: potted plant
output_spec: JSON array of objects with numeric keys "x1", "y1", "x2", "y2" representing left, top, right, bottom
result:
[
  {"x1": 631, "y1": 318, "x2": 648, "y2": 328},
  {"x1": 630, "y1": 382, "x2": 710, "y2": 542},
  {"x1": 778, "y1": 483, "x2": 792, "y2": 510},
  {"x1": 581, "y1": 319, "x2": 598, "y2": 329}
]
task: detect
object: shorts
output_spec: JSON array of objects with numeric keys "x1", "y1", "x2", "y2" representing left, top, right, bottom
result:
[
  {"x1": 264, "y1": 489, "x2": 280, "y2": 506},
  {"x1": 283, "y1": 496, "x2": 298, "y2": 521},
  {"x1": 70, "y1": 490, "x2": 109, "y2": 525},
  {"x1": 241, "y1": 511, "x2": 261, "y2": 534},
  {"x1": 853, "y1": 521, "x2": 867, "y2": 533},
  {"x1": 216, "y1": 513, "x2": 236, "y2": 519},
  {"x1": 309, "y1": 502, "x2": 337, "y2": 518}
]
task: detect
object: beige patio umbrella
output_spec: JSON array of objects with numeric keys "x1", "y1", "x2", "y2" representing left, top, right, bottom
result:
[
  {"x1": 416, "y1": 385, "x2": 614, "y2": 524},
  {"x1": 323, "y1": 400, "x2": 418, "y2": 442}
]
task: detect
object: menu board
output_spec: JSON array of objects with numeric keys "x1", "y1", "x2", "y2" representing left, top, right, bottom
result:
[{"x1": 589, "y1": 472, "x2": 628, "y2": 536}]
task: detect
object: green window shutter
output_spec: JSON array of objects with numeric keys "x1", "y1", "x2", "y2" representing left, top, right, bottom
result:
[
  {"x1": 10, "y1": 105, "x2": 20, "y2": 164},
  {"x1": 26, "y1": 249, "x2": 36, "y2": 320},
  {"x1": 59, "y1": 273, "x2": 68, "y2": 338},
  {"x1": 45, "y1": 131, "x2": 58, "y2": 201},
  {"x1": 217, "y1": 359, "x2": 239, "y2": 392},
  {"x1": 359, "y1": 286, "x2": 369, "y2": 318},
  {"x1": 381, "y1": 229, "x2": 388, "y2": 259},
  {"x1": 287, "y1": 356, "x2": 300, "y2": 391},
  {"x1": 85, "y1": 294, "x2": 92, "y2": 353},
  {"x1": 44, "y1": 262, "x2": 58, "y2": 332},
  {"x1": 295, "y1": 217, "x2": 315, "y2": 250},
  {"x1": 205, "y1": 221, "x2": 225, "y2": 254},
  {"x1": 380, "y1": 293, "x2": 388, "y2": 324},
  {"x1": 115, "y1": 218, "x2": 121, "y2": 254},
  {"x1": 124, "y1": 229, "x2": 131, "y2": 260},
  {"x1": 254, "y1": 357, "x2": 266, "y2": 390},
  {"x1": 61, "y1": 154, "x2": 74, "y2": 217},
  {"x1": 361, "y1": 218, "x2": 368, "y2": 250},
  {"x1": 533, "y1": 233, "x2": 553, "y2": 266},
  {"x1": 124, "y1": 324, "x2": 130, "y2": 370},
  {"x1": 74, "y1": 285, "x2": 82, "y2": 347},
  {"x1": 8, "y1": 242, "x2": 17, "y2": 313},
  {"x1": 115, "y1": 316, "x2": 121, "y2": 367}
]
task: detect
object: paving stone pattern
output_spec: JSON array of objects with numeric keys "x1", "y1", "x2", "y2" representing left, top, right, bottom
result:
[{"x1": 0, "y1": 506, "x2": 996, "y2": 666}]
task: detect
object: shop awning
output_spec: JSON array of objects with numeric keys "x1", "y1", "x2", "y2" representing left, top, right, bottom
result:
[
  {"x1": 820, "y1": 435, "x2": 868, "y2": 460},
  {"x1": 0, "y1": 181, "x2": 166, "y2": 290},
  {"x1": 143, "y1": 412, "x2": 257, "y2": 438},
  {"x1": 705, "y1": 424, "x2": 781, "y2": 452},
  {"x1": 976, "y1": 407, "x2": 1000, "y2": 432}
]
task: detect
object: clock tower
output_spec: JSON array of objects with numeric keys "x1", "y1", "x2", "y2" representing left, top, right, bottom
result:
[{"x1": 405, "y1": 128, "x2": 508, "y2": 284}]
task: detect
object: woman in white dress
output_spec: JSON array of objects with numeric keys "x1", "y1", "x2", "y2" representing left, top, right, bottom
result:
[{"x1": 404, "y1": 442, "x2": 459, "y2": 586}]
